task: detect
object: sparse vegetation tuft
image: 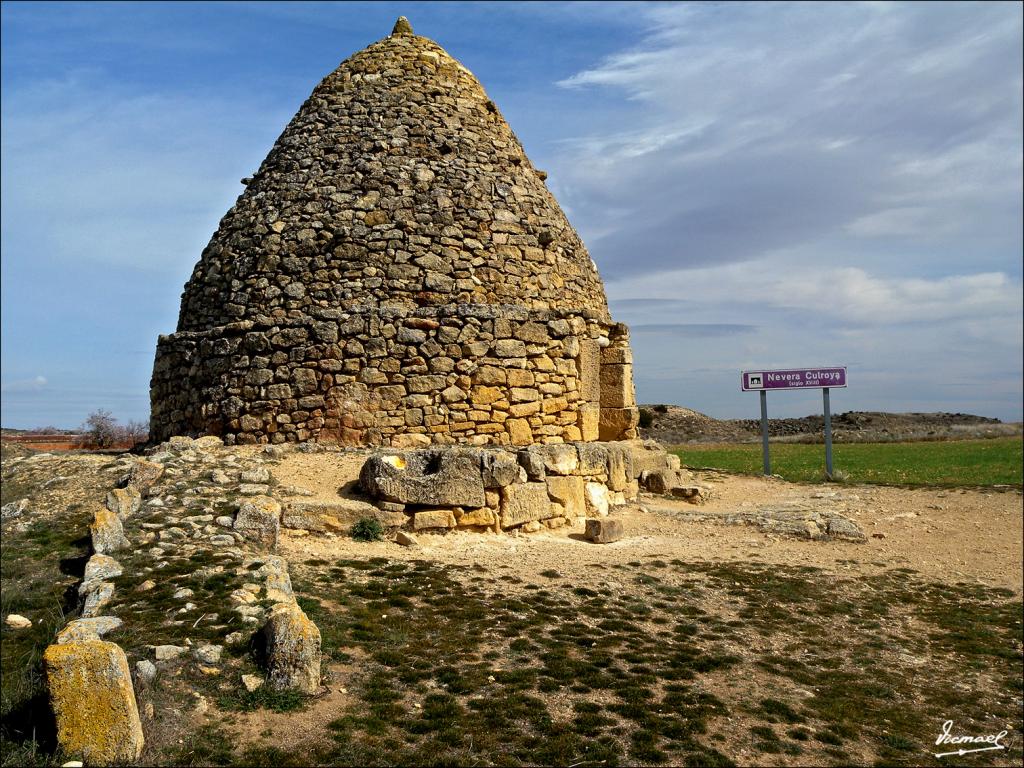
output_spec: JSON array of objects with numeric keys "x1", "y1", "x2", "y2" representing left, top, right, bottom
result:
[{"x1": 350, "y1": 518, "x2": 384, "y2": 542}]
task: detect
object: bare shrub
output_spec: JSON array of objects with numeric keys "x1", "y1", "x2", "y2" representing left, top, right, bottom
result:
[{"x1": 82, "y1": 409, "x2": 119, "y2": 448}]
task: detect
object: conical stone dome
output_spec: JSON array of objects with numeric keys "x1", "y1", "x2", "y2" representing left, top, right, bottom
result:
[
  {"x1": 177, "y1": 18, "x2": 608, "y2": 330},
  {"x1": 151, "y1": 19, "x2": 637, "y2": 447}
]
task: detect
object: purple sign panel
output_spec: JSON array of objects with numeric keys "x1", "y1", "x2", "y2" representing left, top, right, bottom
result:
[{"x1": 742, "y1": 367, "x2": 847, "y2": 391}]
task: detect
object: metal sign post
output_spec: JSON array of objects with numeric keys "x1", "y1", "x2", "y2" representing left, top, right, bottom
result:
[
  {"x1": 759, "y1": 389, "x2": 771, "y2": 476},
  {"x1": 822, "y1": 387, "x2": 834, "y2": 477},
  {"x1": 742, "y1": 367, "x2": 847, "y2": 479}
]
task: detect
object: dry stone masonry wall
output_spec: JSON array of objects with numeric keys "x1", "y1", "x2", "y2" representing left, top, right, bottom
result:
[{"x1": 151, "y1": 18, "x2": 638, "y2": 447}]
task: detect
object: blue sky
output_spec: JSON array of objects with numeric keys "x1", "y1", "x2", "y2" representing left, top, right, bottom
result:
[{"x1": 2, "y1": 1, "x2": 1021, "y2": 429}]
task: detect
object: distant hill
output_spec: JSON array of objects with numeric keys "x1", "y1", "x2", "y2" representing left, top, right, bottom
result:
[{"x1": 638, "y1": 406, "x2": 1021, "y2": 444}]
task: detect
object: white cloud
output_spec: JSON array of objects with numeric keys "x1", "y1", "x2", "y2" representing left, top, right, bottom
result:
[{"x1": 1, "y1": 375, "x2": 48, "y2": 393}]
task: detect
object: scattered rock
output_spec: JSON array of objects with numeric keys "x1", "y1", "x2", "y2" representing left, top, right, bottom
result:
[
  {"x1": 241, "y1": 468, "x2": 271, "y2": 484},
  {"x1": 193, "y1": 644, "x2": 223, "y2": 664},
  {"x1": 82, "y1": 554, "x2": 123, "y2": 588},
  {"x1": 1, "y1": 499, "x2": 29, "y2": 522},
  {"x1": 5, "y1": 614, "x2": 31, "y2": 629},
  {"x1": 135, "y1": 659, "x2": 158, "y2": 685},
  {"x1": 238, "y1": 483, "x2": 271, "y2": 496},
  {"x1": 395, "y1": 531, "x2": 418, "y2": 547},
  {"x1": 44, "y1": 640, "x2": 145, "y2": 764},
  {"x1": 153, "y1": 644, "x2": 188, "y2": 661},
  {"x1": 136, "y1": 580, "x2": 156, "y2": 592},
  {"x1": 173, "y1": 588, "x2": 194, "y2": 600},
  {"x1": 82, "y1": 582, "x2": 115, "y2": 618}
]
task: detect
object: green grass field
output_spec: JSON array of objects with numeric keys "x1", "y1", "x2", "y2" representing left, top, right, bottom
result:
[{"x1": 674, "y1": 437, "x2": 1022, "y2": 487}]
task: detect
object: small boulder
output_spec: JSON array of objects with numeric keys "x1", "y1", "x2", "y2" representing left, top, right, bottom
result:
[
  {"x1": 134, "y1": 659, "x2": 157, "y2": 686},
  {"x1": 193, "y1": 644, "x2": 223, "y2": 664},
  {"x1": 262, "y1": 602, "x2": 322, "y2": 694},
  {"x1": 234, "y1": 496, "x2": 281, "y2": 549},
  {"x1": 240, "y1": 467, "x2": 271, "y2": 484},
  {"x1": 5, "y1": 614, "x2": 31, "y2": 629},
  {"x1": 395, "y1": 531, "x2": 418, "y2": 547},
  {"x1": 584, "y1": 518, "x2": 624, "y2": 544},
  {"x1": 153, "y1": 644, "x2": 188, "y2": 661},
  {"x1": 44, "y1": 640, "x2": 144, "y2": 764}
]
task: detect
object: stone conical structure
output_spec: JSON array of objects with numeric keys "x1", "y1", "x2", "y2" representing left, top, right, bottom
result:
[{"x1": 151, "y1": 18, "x2": 638, "y2": 447}]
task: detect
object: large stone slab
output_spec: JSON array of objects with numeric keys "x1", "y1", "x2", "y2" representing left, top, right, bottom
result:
[
  {"x1": 499, "y1": 482, "x2": 551, "y2": 528},
  {"x1": 105, "y1": 488, "x2": 141, "y2": 520},
  {"x1": 360, "y1": 449, "x2": 486, "y2": 507},
  {"x1": 44, "y1": 640, "x2": 144, "y2": 764},
  {"x1": 599, "y1": 363, "x2": 635, "y2": 409},
  {"x1": 599, "y1": 407, "x2": 639, "y2": 441},
  {"x1": 282, "y1": 500, "x2": 406, "y2": 532}
]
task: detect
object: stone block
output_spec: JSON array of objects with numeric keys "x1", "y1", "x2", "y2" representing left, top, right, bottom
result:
[
  {"x1": 585, "y1": 482, "x2": 610, "y2": 517},
  {"x1": 44, "y1": 640, "x2": 144, "y2": 764},
  {"x1": 282, "y1": 500, "x2": 406, "y2": 532},
  {"x1": 90, "y1": 508, "x2": 129, "y2": 555},
  {"x1": 606, "y1": 444, "x2": 633, "y2": 491},
  {"x1": 576, "y1": 443, "x2": 609, "y2": 476},
  {"x1": 262, "y1": 602, "x2": 321, "y2": 694},
  {"x1": 456, "y1": 507, "x2": 496, "y2": 527},
  {"x1": 600, "y1": 346, "x2": 633, "y2": 365},
  {"x1": 120, "y1": 460, "x2": 163, "y2": 493},
  {"x1": 413, "y1": 509, "x2": 457, "y2": 530},
  {"x1": 598, "y1": 407, "x2": 639, "y2": 441},
  {"x1": 584, "y1": 518, "x2": 623, "y2": 544},
  {"x1": 506, "y1": 418, "x2": 533, "y2": 445},
  {"x1": 499, "y1": 482, "x2": 550, "y2": 528},
  {"x1": 234, "y1": 496, "x2": 282, "y2": 549},
  {"x1": 541, "y1": 444, "x2": 578, "y2": 475},
  {"x1": 599, "y1": 363, "x2": 635, "y2": 409},
  {"x1": 546, "y1": 476, "x2": 585, "y2": 519},
  {"x1": 577, "y1": 339, "x2": 601, "y2": 403},
  {"x1": 360, "y1": 449, "x2": 486, "y2": 507},
  {"x1": 56, "y1": 617, "x2": 124, "y2": 645},
  {"x1": 578, "y1": 402, "x2": 600, "y2": 441},
  {"x1": 482, "y1": 451, "x2": 521, "y2": 487}
]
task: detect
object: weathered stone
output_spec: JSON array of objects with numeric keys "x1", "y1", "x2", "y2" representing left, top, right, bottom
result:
[
  {"x1": 234, "y1": 496, "x2": 281, "y2": 548},
  {"x1": 2, "y1": 499, "x2": 30, "y2": 522},
  {"x1": 585, "y1": 482, "x2": 610, "y2": 517},
  {"x1": 82, "y1": 555, "x2": 123, "y2": 586},
  {"x1": 90, "y1": 508, "x2": 129, "y2": 554},
  {"x1": 44, "y1": 640, "x2": 144, "y2": 764},
  {"x1": 546, "y1": 476, "x2": 586, "y2": 519},
  {"x1": 240, "y1": 468, "x2": 271, "y2": 484},
  {"x1": 481, "y1": 450, "x2": 520, "y2": 487},
  {"x1": 413, "y1": 509, "x2": 456, "y2": 530},
  {"x1": 121, "y1": 460, "x2": 163, "y2": 492},
  {"x1": 395, "y1": 531, "x2": 418, "y2": 546},
  {"x1": 499, "y1": 482, "x2": 550, "y2": 528},
  {"x1": 241, "y1": 673, "x2": 264, "y2": 692},
  {"x1": 360, "y1": 450, "x2": 486, "y2": 507},
  {"x1": 57, "y1": 617, "x2": 124, "y2": 644},
  {"x1": 135, "y1": 659, "x2": 157, "y2": 686},
  {"x1": 5, "y1": 614, "x2": 31, "y2": 629},
  {"x1": 104, "y1": 489, "x2": 141, "y2": 520},
  {"x1": 283, "y1": 500, "x2": 406, "y2": 532},
  {"x1": 641, "y1": 469, "x2": 675, "y2": 495},
  {"x1": 599, "y1": 407, "x2": 639, "y2": 441},
  {"x1": 517, "y1": 447, "x2": 546, "y2": 480},
  {"x1": 540, "y1": 444, "x2": 578, "y2": 475},
  {"x1": 193, "y1": 644, "x2": 223, "y2": 664},
  {"x1": 154, "y1": 644, "x2": 188, "y2": 661},
  {"x1": 262, "y1": 602, "x2": 321, "y2": 694},
  {"x1": 584, "y1": 518, "x2": 623, "y2": 543}
]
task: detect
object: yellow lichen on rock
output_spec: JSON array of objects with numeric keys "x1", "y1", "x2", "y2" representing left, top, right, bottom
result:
[{"x1": 43, "y1": 640, "x2": 144, "y2": 765}]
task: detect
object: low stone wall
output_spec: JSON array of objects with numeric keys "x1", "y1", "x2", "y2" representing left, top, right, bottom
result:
[
  {"x1": 151, "y1": 304, "x2": 638, "y2": 448},
  {"x1": 331, "y1": 441, "x2": 676, "y2": 534}
]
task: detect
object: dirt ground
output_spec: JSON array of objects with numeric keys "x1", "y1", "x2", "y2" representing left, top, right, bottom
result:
[{"x1": 273, "y1": 453, "x2": 1023, "y2": 595}]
